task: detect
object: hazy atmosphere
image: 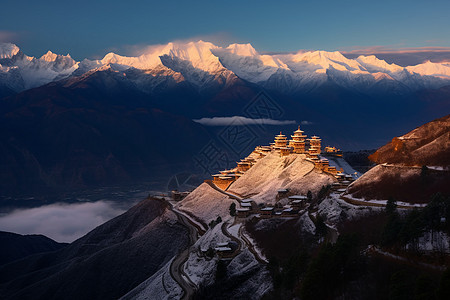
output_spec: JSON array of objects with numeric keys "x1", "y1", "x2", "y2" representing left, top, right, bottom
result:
[
  {"x1": 0, "y1": 202, "x2": 125, "y2": 242},
  {"x1": 0, "y1": 1, "x2": 449, "y2": 299}
]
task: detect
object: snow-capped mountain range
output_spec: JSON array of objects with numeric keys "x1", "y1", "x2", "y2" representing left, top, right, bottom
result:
[
  {"x1": 0, "y1": 43, "x2": 77, "y2": 91},
  {"x1": 1, "y1": 41, "x2": 450, "y2": 95}
]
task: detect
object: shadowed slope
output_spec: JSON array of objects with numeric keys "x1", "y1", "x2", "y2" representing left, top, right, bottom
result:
[
  {"x1": 0, "y1": 198, "x2": 189, "y2": 300},
  {"x1": 0, "y1": 231, "x2": 66, "y2": 266}
]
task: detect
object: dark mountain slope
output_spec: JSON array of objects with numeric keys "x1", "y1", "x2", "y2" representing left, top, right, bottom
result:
[
  {"x1": 0, "y1": 197, "x2": 188, "y2": 300},
  {"x1": 0, "y1": 86, "x2": 16, "y2": 100},
  {"x1": 0, "y1": 69, "x2": 211, "y2": 195},
  {"x1": 0, "y1": 231, "x2": 67, "y2": 266}
]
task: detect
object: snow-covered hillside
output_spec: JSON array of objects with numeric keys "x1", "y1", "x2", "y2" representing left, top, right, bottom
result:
[
  {"x1": 177, "y1": 182, "x2": 235, "y2": 224},
  {"x1": 228, "y1": 152, "x2": 334, "y2": 204},
  {"x1": 369, "y1": 114, "x2": 450, "y2": 167},
  {"x1": 120, "y1": 259, "x2": 183, "y2": 300},
  {"x1": 2, "y1": 40, "x2": 450, "y2": 94},
  {"x1": 177, "y1": 151, "x2": 335, "y2": 224},
  {"x1": 0, "y1": 43, "x2": 78, "y2": 90},
  {"x1": 348, "y1": 115, "x2": 450, "y2": 203}
]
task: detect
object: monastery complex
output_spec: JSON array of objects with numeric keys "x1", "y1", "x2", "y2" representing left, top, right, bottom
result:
[{"x1": 212, "y1": 126, "x2": 343, "y2": 191}]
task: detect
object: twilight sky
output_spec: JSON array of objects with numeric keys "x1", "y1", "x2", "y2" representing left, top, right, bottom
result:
[{"x1": 1, "y1": 0, "x2": 449, "y2": 61}]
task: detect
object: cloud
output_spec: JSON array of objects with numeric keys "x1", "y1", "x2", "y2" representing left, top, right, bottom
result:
[
  {"x1": 169, "y1": 32, "x2": 239, "y2": 48},
  {"x1": 301, "y1": 120, "x2": 314, "y2": 125},
  {"x1": 0, "y1": 30, "x2": 19, "y2": 43},
  {"x1": 0, "y1": 201, "x2": 126, "y2": 243},
  {"x1": 115, "y1": 32, "x2": 239, "y2": 57},
  {"x1": 193, "y1": 116, "x2": 297, "y2": 126},
  {"x1": 342, "y1": 46, "x2": 450, "y2": 55},
  {"x1": 341, "y1": 46, "x2": 450, "y2": 66}
]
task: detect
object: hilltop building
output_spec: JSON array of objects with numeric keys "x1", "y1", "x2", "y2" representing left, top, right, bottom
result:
[
  {"x1": 289, "y1": 126, "x2": 307, "y2": 154},
  {"x1": 273, "y1": 132, "x2": 288, "y2": 148},
  {"x1": 237, "y1": 159, "x2": 253, "y2": 172},
  {"x1": 324, "y1": 146, "x2": 343, "y2": 157},
  {"x1": 308, "y1": 136, "x2": 321, "y2": 156},
  {"x1": 212, "y1": 169, "x2": 242, "y2": 190},
  {"x1": 210, "y1": 125, "x2": 342, "y2": 190}
]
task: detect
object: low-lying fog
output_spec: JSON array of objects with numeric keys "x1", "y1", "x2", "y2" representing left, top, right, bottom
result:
[
  {"x1": 0, "y1": 183, "x2": 168, "y2": 243},
  {"x1": 0, "y1": 201, "x2": 127, "y2": 243}
]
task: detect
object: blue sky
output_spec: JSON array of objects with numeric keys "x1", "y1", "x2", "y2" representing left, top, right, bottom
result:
[{"x1": 1, "y1": 0, "x2": 449, "y2": 60}]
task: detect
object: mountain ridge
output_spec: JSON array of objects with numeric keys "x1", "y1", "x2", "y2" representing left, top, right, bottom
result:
[
  {"x1": 2, "y1": 41, "x2": 450, "y2": 95},
  {"x1": 368, "y1": 114, "x2": 450, "y2": 166},
  {"x1": 348, "y1": 114, "x2": 450, "y2": 203}
]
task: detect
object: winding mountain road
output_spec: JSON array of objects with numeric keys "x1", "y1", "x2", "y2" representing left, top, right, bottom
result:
[
  {"x1": 167, "y1": 180, "x2": 268, "y2": 298},
  {"x1": 221, "y1": 220, "x2": 268, "y2": 264},
  {"x1": 166, "y1": 200, "x2": 199, "y2": 300},
  {"x1": 221, "y1": 221, "x2": 242, "y2": 255},
  {"x1": 208, "y1": 181, "x2": 270, "y2": 263}
]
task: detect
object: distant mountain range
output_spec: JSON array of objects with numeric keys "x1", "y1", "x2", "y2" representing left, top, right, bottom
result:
[
  {"x1": 1, "y1": 41, "x2": 449, "y2": 194},
  {"x1": 2, "y1": 41, "x2": 450, "y2": 95}
]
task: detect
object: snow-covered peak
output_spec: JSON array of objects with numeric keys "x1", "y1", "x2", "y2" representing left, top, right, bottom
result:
[
  {"x1": 82, "y1": 42, "x2": 450, "y2": 89},
  {"x1": 98, "y1": 50, "x2": 161, "y2": 70},
  {"x1": 211, "y1": 43, "x2": 284, "y2": 83},
  {"x1": 163, "y1": 40, "x2": 222, "y2": 72},
  {"x1": 0, "y1": 43, "x2": 20, "y2": 59},
  {"x1": 0, "y1": 44, "x2": 78, "y2": 90},
  {"x1": 102, "y1": 52, "x2": 129, "y2": 65},
  {"x1": 40, "y1": 50, "x2": 58, "y2": 62},
  {"x1": 406, "y1": 60, "x2": 450, "y2": 78},
  {"x1": 165, "y1": 40, "x2": 218, "y2": 57},
  {"x1": 356, "y1": 55, "x2": 403, "y2": 73},
  {"x1": 294, "y1": 50, "x2": 348, "y2": 63},
  {"x1": 97, "y1": 40, "x2": 223, "y2": 73},
  {"x1": 2, "y1": 40, "x2": 450, "y2": 94},
  {"x1": 288, "y1": 50, "x2": 363, "y2": 73},
  {"x1": 260, "y1": 55, "x2": 288, "y2": 69},
  {"x1": 372, "y1": 72, "x2": 395, "y2": 81},
  {"x1": 225, "y1": 43, "x2": 258, "y2": 57}
]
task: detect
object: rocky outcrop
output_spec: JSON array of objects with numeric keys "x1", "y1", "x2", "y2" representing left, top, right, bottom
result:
[
  {"x1": 349, "y1": 115, "x2": 450, "y2": 203},
  {"x1": 369, "y1": 114, "x2": 450, "y2": 167}
]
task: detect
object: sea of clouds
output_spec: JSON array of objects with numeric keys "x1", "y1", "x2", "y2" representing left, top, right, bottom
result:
[{"x1": 0, "y1": 201, "x2": 126, "y2": 243}]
